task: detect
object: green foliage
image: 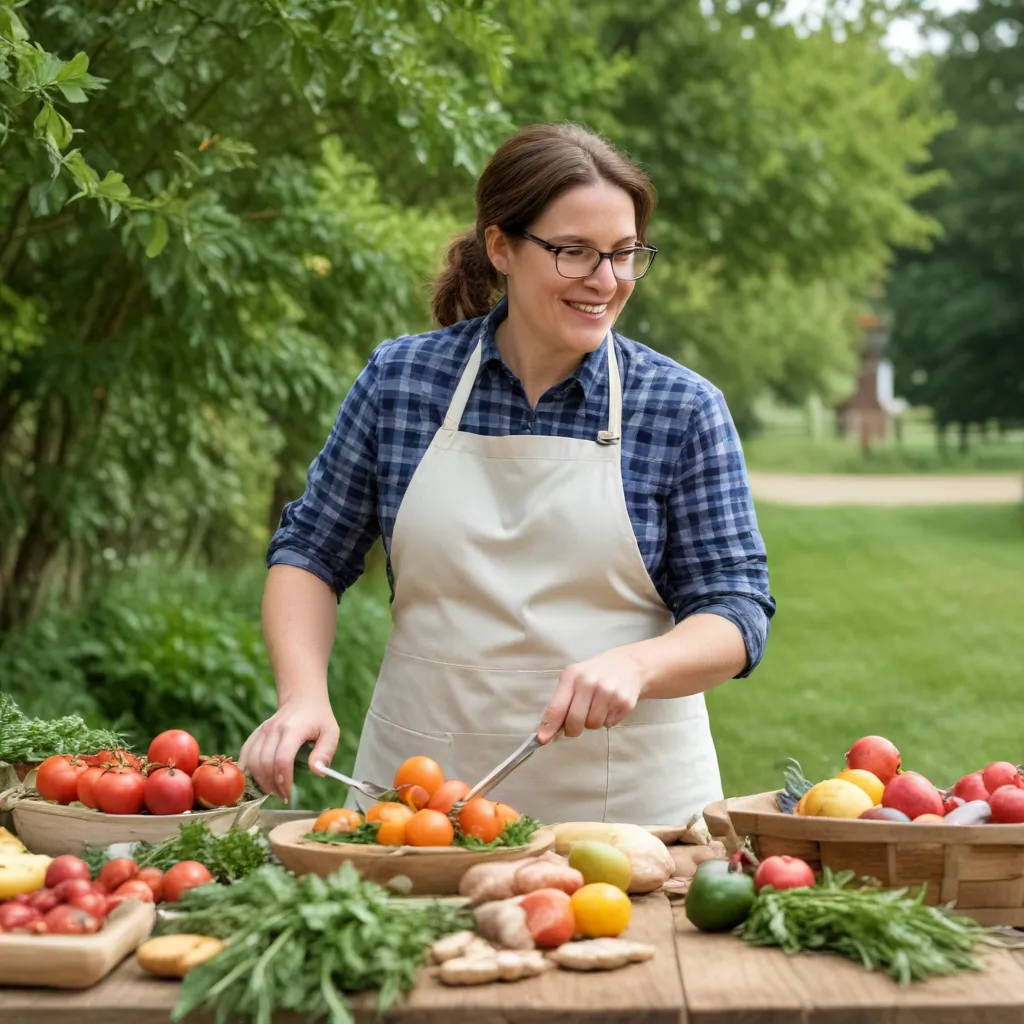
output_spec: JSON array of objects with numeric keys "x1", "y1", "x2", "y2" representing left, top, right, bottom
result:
[{"x1": 886, "y1": 0, "x2": 1024, "y2": 428}]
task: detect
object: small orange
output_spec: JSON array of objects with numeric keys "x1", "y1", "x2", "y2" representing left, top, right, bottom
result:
[
  {"x1": 427, "y1": 779, "x2": 470, "y2": 814},
  {"x1": 795, "y1": 794, "x2": 808, "y2": 815},
  {"x1": 366, "y1": 801, "x2": 409, "y2": 823},
  {"x1": 495, "y1": 802, "x2": 520, "y2": 827},
  {"x1": 913, "y1": 813, "x2": 945, "y2": 823},
  {"x1": 397, "y1": 784, "x2": 431, "y2": 810},
  {"x1": 459, "y1": 797, "x2": 503, "y2": 843},
  {"x1": 405, "y1": 809, "x2": 455, "y2": 847},
  {"x1": 376, "y1": 815, "x2": 409, "y2": 845},
  {"x1": 312, "y1": 807, "x2": 362, "y2": 834},
  {"x1": 393, "y1": 756, "x2": 445, "y2": 798}
]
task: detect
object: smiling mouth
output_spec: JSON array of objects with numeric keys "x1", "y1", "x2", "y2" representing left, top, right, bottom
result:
[{"x1": 564, "y1": 300, "x2": 608, "y2": 316}]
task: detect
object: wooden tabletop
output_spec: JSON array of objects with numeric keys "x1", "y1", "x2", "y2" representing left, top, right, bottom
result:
[{"x1": 2, "y1": 895, "x2": 1023, "y2": 1024}]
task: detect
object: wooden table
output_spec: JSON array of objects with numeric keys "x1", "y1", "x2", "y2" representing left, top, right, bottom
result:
[{"x1": 3, "y1": 895, "x2": 1024, "y2": 1023}]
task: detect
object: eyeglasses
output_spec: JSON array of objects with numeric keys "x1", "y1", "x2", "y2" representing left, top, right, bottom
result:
[{"x1": 520, "y1": 231, "x2": 658, "y2": 281}]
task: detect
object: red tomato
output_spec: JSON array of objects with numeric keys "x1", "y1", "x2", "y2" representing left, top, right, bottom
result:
[
  {"x1": 44, "y1": 855, "x2": 92, "y2": 889},
  {"x1": 97, "y1": 857, "x2": 138, "y2": 892},
  {"x1": 147, "y1": 729, "x2": 201, "y2": 776},
  {"x1": 518, "y1": 888, "x2": 575, "y2": 948},
  {"x1": 162, "y1": 861, "x2": 214, "y2": 903},
  {"x1": 26, "y1": 888, "x2": 62, "y2": 913},
  {"x1": 144, "y1": 765, "x2": 195, "y2": 815},
  {"x1": 77, "y1": 765, "x2": 106, "y2": 809},
  {"x1": 84, "y1": 749, "x2": 114, "y2": 767},
  {"x1": 53, "y1": 878, "x2": 95, "y2": 902},
  {"x1": 753, "y1": 855, "x2": 816, "y2": 894},
  {"x1": 68, "y1": 890, "x2": 109, "y2": 920},
  {"x1": 136, "y1": 867, "x2": 165, "y2": 902},
  {"x1": 43, "y1": 904, "x2": 100, "y2": 934},
  {"x1": 91, "y1": 880, "x2": 109, "y2": 896},
  {"x1": 35, "y1": 754, "x2": 89, "y2": 805},
  {"x1": 0, "y1": 903, "x2": 41, "y2": 930},
  {"x1": 191, "y1": 758, "x2": 246, "y2": 809},
  {"x1": 111, "y1": 879, "x2": 155, "y2": 903},
  {"x1": 94, "y1": 766, "x2": 145, "y2": 814}
]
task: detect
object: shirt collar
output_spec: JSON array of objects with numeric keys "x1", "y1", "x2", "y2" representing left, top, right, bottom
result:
[{"x1": 477, "y1": 295, "x2": 608, "y2": 399}]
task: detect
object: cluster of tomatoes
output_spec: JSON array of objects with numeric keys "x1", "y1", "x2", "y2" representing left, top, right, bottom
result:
[
  {"x1": 313, "y1": 755, "x2": 521, "y2": 847},
  {"x1": 0, "y1": 854, "x2": 213, "y2": 936},
  {"x1": 33, "y1": 729, "x2": 246, "y2": 816}
]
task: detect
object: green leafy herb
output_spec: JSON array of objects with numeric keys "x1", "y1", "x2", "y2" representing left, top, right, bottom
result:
[
  {"x1": 304, "y1": 821, "x2": 383, "y2": 845},
  {"x1": 739, "y1": 868, "x2": 991, "y2": 984},
  {"x1": 0, "y1": 694, "x2": 128, "y2": 764},
  {"x1": 121, "y1": 820, "x2": 270, "y2": 882},
  {"x1": 162, "y1": 862, "x2": 469, "y2": 1024}
]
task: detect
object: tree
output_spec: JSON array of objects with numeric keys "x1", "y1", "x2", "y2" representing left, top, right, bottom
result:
[{"x1": 886, "y1": 0, "x2": 1024, "y2": 434}]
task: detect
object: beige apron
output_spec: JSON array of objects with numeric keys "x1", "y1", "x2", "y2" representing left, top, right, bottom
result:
[{"x1": 348, "y1": 326, "x2": 724, "y2": 825}]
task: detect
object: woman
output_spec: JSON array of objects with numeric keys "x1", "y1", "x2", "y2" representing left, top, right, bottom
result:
[{"x1": 239, "y1": 122, "x2": 776, "y2": 826}]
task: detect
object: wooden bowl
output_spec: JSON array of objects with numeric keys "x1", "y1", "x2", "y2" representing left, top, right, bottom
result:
[
  {"x1": 7, "y1": 794, "x2": 267, "y2": 856},
  {"x1": 268, "y1": 818, "x2": 556, "y2": 895}
]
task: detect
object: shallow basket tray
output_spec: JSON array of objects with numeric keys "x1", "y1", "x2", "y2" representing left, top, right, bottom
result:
[
  {"x1": 706, "y1": 791, "x2": 1024, "y2": 927},
  {"x1": 3, "y1": 792, "x2": 267, "y2": 856},
  {"x1": 268, "y1": 818, "x2": 556, "y2": 896}
]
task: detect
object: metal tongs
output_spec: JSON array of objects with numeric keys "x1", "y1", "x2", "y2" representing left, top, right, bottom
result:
[
  {"x1": 450, "y1": 729, "x2": 562, "y2": 817},
  {"x1": 313, "y1": 762, "x2": 393, "y2": 802}
]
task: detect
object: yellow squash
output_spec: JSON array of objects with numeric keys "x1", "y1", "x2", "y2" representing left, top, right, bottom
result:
[{"x1": 0, "y1": 826, "x2": 51, "y2": 899}]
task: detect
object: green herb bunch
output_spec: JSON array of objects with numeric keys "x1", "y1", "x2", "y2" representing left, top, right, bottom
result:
[
  {"x1": 739, "y1": 868, "x2": 990, "y2": 984},
  {"x1": 163, "y1": 862, "x2": 470, "y2": 1024},
  {"x1": 81, "y1": 821, "x2": 270, "y2": 882},
  {"x1": 0, "y1": 693, "x2": 127, "y2": 764}
]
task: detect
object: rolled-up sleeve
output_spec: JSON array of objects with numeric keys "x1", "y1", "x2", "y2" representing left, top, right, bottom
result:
[
  {"x1": 665, "y1": 386, "x2": 776, "y2": 677},
  {"x1": 266, "y1": 351, "x2": 382, "y2": 599}
]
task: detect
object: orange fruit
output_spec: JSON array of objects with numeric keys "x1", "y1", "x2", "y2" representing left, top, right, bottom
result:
[
  {"x1": 366, "y1": 801, "x2": 409, "y2": 823},
  {"x1": 398, "y1": 784, "x2": 431, "y2": 810},
  {"x1": 495, "y1": 802, "x2": 520, "y2": 827},
  {"x1": 393, "y1": 756, "x2": 445, "y2": 798},
  {"x1": 405, "y1": 809, "x2": 455, "y2": 847},
  {"x1": 458, "y1": 797, "x2": 503, "y2": 843},
  {"x1": 426, "y1": 779, "x2": 471, "y2": 814},
  {"x1": 312, "y1": 808, "x2": 362, "y2": 834},
  {"x1": 570, "y1": 883, "x2": 633, "y2": 938},
  {"x1": 376, "y1": 815, "x2": 409, "y2": 845}
]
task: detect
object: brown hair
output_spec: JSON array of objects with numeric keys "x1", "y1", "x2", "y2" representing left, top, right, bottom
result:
[{"x1": 430, "y1": 123, "x2": 656, "y2": 327}]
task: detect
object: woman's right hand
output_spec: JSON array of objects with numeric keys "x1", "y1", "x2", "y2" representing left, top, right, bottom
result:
[{"x1": 238, "y1": 697, "x2": 340, "y2": 803}]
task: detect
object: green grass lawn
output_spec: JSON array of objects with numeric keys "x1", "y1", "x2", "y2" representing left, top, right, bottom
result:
[
  {"x1": 708, "y1": 503, "x2": 1024, "y2": 800},
  {"x1": 741, "y1": 431, "x2": 1024, "y2": 475}
]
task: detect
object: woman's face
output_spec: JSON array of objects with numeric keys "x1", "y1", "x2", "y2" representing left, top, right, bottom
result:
[{"x1": 488, "y1": 181, "x2": 639, "y2": 359}]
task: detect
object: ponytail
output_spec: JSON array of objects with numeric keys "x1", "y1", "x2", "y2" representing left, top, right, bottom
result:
[{"x1": 430, "y1": 227, "x2": 503, "y2": 327}]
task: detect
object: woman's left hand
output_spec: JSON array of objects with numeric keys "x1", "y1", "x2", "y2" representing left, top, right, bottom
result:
[{"x1": 537, "y1": 647, "x2": 646, "y2": 743}]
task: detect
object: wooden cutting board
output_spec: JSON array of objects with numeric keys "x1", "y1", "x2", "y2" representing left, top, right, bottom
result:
[{"x1": 0, "y1": 899, "x2": 156, "y2": 990}]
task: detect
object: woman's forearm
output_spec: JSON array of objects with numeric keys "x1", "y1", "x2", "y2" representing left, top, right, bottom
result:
[
  {"x1": 261, "y1": 564, "x2": 339, "y2": 705},
  {"x1": 633, "y1": 613, "x2": 749, "y2": 700}
]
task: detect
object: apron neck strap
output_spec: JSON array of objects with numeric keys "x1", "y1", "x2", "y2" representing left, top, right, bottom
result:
[{"x1": 442, "y1": 331, "x2": 622, "y2": 445}]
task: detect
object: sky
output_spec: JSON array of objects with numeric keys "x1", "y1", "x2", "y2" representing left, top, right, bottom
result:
[{"x1": 779, "y1": 0, "x2": 979, "y2": 55}]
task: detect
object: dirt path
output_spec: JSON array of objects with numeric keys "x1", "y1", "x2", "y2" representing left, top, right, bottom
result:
[{"x1": 747, "y1": 472, "x2": 1024, "y2": 507}]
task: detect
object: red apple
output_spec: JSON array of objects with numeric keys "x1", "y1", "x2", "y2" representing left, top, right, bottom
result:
[
  {"x1": 882, "y1": 771, "x2": 944, "y2": 820},
  {"x1": 942, "y1": 794, "x2": 965, "y2": 815},
  {"x1": 753, "y1": 855, "x2": 816, "y2": 894},
  {"x1": 989, "y1": 785, "x2": 1024, "y2": 824},
  {"x1": 952, "y1": 771, "x2": 990, "y2": 804},
  {"x1": 845, "y1": 736, "x2": 902, "y2": 784},
  {"x1": 981, "y1": 762, "x2": 1024, "y2": 794}
]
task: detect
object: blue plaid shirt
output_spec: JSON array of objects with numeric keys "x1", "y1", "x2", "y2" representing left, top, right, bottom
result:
[{"x1": 268, "y1": 297, "x2": 776, "y2": 676}]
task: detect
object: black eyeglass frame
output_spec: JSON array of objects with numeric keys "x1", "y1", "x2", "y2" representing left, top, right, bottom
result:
[{"x1": 519, "y1": 231, "x2": 659, "y2": 281}]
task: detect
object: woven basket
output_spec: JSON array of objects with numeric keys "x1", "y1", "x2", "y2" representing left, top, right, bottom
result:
[{"x1": 707, "y1": 791, "x2": 1024, "y2": 927}]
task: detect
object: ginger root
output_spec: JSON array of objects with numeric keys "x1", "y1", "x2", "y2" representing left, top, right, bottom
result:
[
  {"x1": 459, "y1": 860, "x2": 522, "y2": 903},
  {"x1": 473, "y1": 897, "x2": 534, "y2": 950},
  {"x1": 439, "y1": 949, "x2": 551, "y2": 986},
  {"x1": 546, "y1": 938, "x2": 656, "y2": 972},
  {"x1": 512, "y1": 856, "x2": 584, "y2": 896}
]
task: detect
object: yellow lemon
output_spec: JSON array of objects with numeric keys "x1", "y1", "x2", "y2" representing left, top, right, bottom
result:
[
  {"x1": 834, "y1": 768, "x2": 884, "y2": 805},
  {"x1": 570, "y1": 883, "x2": 633, "y2": 938},
  {"x1": 800, "y1": 779, "x2": 873, "y2": 819}
]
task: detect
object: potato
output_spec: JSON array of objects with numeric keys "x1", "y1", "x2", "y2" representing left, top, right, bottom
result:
[{"x1": 137, "y1": 934, "x2": 226, "y2": 979}]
